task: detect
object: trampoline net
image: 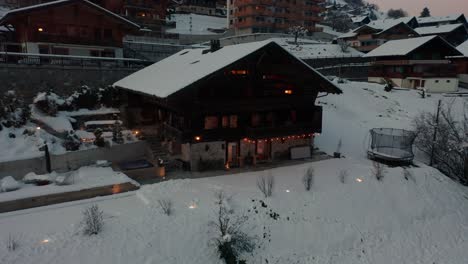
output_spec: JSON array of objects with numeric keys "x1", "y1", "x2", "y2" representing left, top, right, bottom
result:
[{"x1": 369, "y1": 128, "x2": 416, "y2": 160}]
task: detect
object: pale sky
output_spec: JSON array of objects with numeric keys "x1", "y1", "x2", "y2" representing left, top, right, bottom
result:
[{"x1": 368, "y1": 0, "x2": 468, "y2": 16}]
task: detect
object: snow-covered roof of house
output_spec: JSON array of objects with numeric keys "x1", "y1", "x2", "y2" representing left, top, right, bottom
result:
[
  {"x1": 0, "y1": 0, "x2": 139, "y2": 28},
  {"x1": 415, "y1": 23, "x2": 464, "y2": 35},
  {"x1": 166, "y1": 13, "x2": 226, "y2": 35},
  {"x1": 0, "y1": 6, "x2": 9, "y2": 20},
  {"x1": 458, "y1": 40, "x2": 468, "y2": 57},
  {"x1": 417, "y1": 14, "x2": 465, "y2": 25},
  {"x1": 367, "y1": 17, "x2": 415, "y2": 31},
  {"x1": 351, "y1": 16, "x2": 369, "y2": 23},
  {"x1": 114, "y1": 40, "x2": 342, "y2": 97},
  {"x1": 364, "y1": 36, "x2": 439, "y2": 57}
]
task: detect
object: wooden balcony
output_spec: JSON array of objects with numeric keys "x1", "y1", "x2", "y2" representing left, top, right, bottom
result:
[
  {"x1": 34, "y1": 33, "x2": 120, "y2": 47},
  {"x1": 369, "y1": 65, "x2": 458, "y2": 78}
]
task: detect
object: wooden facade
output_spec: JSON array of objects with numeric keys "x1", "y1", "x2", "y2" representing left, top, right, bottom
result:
[{"x1": 0, "y1": 0, "x2": 139, "y2": 56}]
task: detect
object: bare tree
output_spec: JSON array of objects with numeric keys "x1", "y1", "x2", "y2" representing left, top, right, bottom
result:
[
  {"x1": 339, "y1": 169, "x2": 349, "y2": 183},
  {"x1": 303, "y1": 167, "x2": 314, "y2": 191},
  {"x1": 158, "y1": 199, "x2": 173, "y2": 216},
  {"x1": 81, "y1": 204, "x2": 104, "y2": 236},
  {"x1": 413, "y1": 103, "x2": 468, "y2": 185},
  {"x1": 372, "y1": 161, "x2": 385, "y2": 181},
  {"x1": 257, "y1": 174, "x2": 275, "y2": 198},
  {"x1": 337, "y1": 39, "x2": 351, "y2": 53},
  {"x1": 288, "y1": 25, "x2": 308, "y2": 45},
  {"x1": 6, "y1": 234, "x2": 18, "y2": 251},
  {"x1": 387, "y1": 8, "x2": 408, "y2": 19},
  {"x1": 210, "y1": 192, "x2": 256, "y2": 264}
]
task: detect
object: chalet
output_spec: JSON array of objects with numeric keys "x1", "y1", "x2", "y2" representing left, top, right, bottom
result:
[
  {"x1": 417, "y1": 14, "x2": 467, "y2": 28},
  {"x1": 113, "y1": 40, "x2": 342, "y2": 171},
  {"x1": 454, "y1": 40, "x2": 468, "y2": 87},
  {"x1": 0, "y1": 0, "x2": 139, "y2": 57},
  {"x1": 415, "y1": 23, "x2": 468, "y2": 46},
  {"x1": 364, "y1": 36, "x2": 463, "y2": 93},
  {"x1": 351, "y1": 16, "x2": 370, "y2": 28},
  {"x1": 338, "y1": 17, "x2": 420, "y2": 53}
]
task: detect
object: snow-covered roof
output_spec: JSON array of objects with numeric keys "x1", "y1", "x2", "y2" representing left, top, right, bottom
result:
[
  {"x1": 0, "y1": 0, "x2": 139, "y2": 28},
  {"x1": 417, "y1": 14, "x2": 465, "y2": 25},
  {"x1": 367, "y1": 17, "x2": 414, "y2": 31},
  {"x1": 351, "y1": 16, "x2": 369, "y2": 23},
  {"x1": 166, "y1": 13, "x2": 226, "y2": 35},
  {"x1": 0, "y1": 6, "x2": 9, "y2": 20},
  {"x1": 273, "y1": 38, "x2": 363, "y2": 59},
  {"x1": 114, "y1": 40, "x2": 341, "y2": 97},
  {"x1": 458, "y1": 40, "x2": 468, "y2": 57},
  {"x1": 364, "y1": 36, "x2": 439, "y2": 57},
  {"x1": 415, "y1": 23, "x2": 464, "y2": 35}
]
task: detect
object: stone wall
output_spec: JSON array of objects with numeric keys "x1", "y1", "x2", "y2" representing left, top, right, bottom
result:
[
  {"x1": 0, "y1": 64, "x2": 139, "y2": 100},
  {"x1": 0, "y1": 141, "x2": 149, "y2": 180},
  {"x1": 189, "y1": 141, "x2": 226, "y2": 171}
]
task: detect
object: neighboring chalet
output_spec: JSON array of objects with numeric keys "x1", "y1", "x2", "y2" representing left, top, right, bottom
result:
[
  {"x1": 364, "y1": 36, "x2": 463, "y2": 93},
  {"x1": 114, "y1": 40, "x2": 342, "y2": 171},
  {"x1": 417, "y1": 14, "x2": 467, "y2": 28},
  {"x1": 338, "y1": 17, "x2": 419, "y2": 53},
  {"x1": 454, "y1": 40, "x2": 468, "y2": 87},
  {"x1": 415, "y1": 23, "x2": 468, "y2": 46},
  {"x1": 0, "y1": 0, "x2": 139, "y2": 57}
]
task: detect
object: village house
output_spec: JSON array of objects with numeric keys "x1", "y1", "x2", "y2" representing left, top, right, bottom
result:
[
  {"x1": 338, "y1": 17, "x2": 420, "y2": 53},
  {"x1": 415, "y1": 23, "x2": 468, "y2": 47},
  {"x1": 364, "y1": 35, "x2": 463, "y2": 93},
  {"x1": 351, "y1": 15, "x2": 370, "y2": 28},
  {"x1": 113, "y1": 40, "x2": 342, "y2": 171},
  {"x1": 0, "y1": 0, "x2": 140, "y2": 57},
  {"x1": 454, "y1": 40, "x2": 468, "y2": 88},
  {"x1": 417, "y1": 14, "x2": 467, "y2": 28}
]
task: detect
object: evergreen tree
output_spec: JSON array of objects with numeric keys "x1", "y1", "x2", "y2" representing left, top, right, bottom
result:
[
  {"x1": 387, "y1": 8, "x2": 408, "y2": 19},
  {"x1": 94, "y1": 128, "x2": 105, "y2": 147},
  {"x1": 420, "y1": 7, "x2": 431, "y2": 18}
]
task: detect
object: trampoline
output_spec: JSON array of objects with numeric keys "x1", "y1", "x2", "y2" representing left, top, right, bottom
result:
[{"x1": 367, "y1": 128, "x2": 416, "y2": 163}]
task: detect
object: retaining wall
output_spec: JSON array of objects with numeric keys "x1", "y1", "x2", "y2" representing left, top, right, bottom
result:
[{"x1": 0, "y1": 141, "x2": 150, "y2": 180}]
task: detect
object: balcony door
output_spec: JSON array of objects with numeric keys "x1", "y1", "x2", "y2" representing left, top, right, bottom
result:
[
  {"x1": 256, "y1": 140, "x2": 271, "y2": 162},
  {"x1": 227, "y1": 142, "x2": 239, "y2": 167}
]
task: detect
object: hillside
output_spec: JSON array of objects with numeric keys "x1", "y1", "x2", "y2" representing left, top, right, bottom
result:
[{"x1": 1, "y1": 81, "x2": 467, "y2": 264}]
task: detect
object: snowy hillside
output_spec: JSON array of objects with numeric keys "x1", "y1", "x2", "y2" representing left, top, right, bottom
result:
[{"x1": 1, "y1": 81, "x2": 467, "y2": 264}]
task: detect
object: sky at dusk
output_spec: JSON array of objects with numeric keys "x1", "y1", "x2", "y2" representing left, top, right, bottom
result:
[{"x1": 368, "y1": 0, "x2": 468, "y2": 16}]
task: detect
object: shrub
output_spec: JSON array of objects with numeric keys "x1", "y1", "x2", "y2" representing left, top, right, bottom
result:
[
  {"x1": 99, "y1": 86, "x2": 120, "y2": 108},
  {"x1": 303, "y1": 167, "x2": 314, "y2": 191},
  {"x1": 69, "y1": 86, "x2": 100, "y2": 110},
  {"x1": 63, "y1": 130, "x2": 81, "y2": 151},
  {"x1": 81, "y1": 204, "x2": 104, "y2": 236},
  {"x1": 1, "y1": 90, "x2": 30, "y2": 128},
  {"x1": 257, "y1": 174, "x2": 274, "y2": 198},
  {"x1": 211, "y1": 192, "x2": 256, "y2": 264},
  {"x1": 94, "y1": 128, "x2": 105, "y2": 147},
  {"x1": 372, "y1": 161, "x2": 385, "y2": 181},
  {"x1": 158, "y1": 199, "x2": 173, "y2": 216},
  {"x1": 112, "y1": 121, "x2": 124, "y2": 144},
  {"x1": 339, "y1": 170, "x2": 348, "y2": 184},
  {"x1": 6, "y1": 234, "x2": 18, "y2": 251}
]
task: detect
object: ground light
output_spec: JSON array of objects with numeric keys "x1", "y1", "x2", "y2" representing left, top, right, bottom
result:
[
  {"x1": 40, "y1": 239, "x2": 50, "y2": 244},
  {"x1": 285, "y1": 189, "x2": 291, "y2": 193},
  {"x1": 356, "y1": 178, "x2": 363, "y2": 183},
  {"x1": 188, "y1": 201, "x2": 197, "y2": 209}
]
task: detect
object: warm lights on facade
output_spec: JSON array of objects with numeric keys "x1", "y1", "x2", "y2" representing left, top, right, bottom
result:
[
  {"x1": 242, "y1": 134, "x2": 315, "y2": 144},
  {"x1": 195, "y1": 136, "x2": 201, "y2": 141},
  {"x1": 284, "y1": 89, "x2": 293, "y2": 95},
  {"x1": 37, "y1": 27, "x2": 44, "y2": 32},
  {"x1": 229, "y1": 70, "x2": 248, "y2": 75}
]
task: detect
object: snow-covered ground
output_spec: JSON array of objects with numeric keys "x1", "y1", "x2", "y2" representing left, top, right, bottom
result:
[
  {"x1": 0, "y1": 81, "x2": 467, "y2": 263},
  {"x1": 167, "y1": 13, "x2": 227, "y2": 35},
  {"x1": 0, "y1": 166, "x2": 136, "y2": 203}
]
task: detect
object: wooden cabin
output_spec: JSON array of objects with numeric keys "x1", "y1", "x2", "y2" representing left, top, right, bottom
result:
[
  {"x1": 364, "y1": 36, "x2": 463, "y2": 93},
  {"x1": 338, "y1": 17, "x2": 419, "y2": 53},
  {"x1": 114, "y1": 40, "x2": 342, "y2": 171},
  {"x1": 0, "y1": 0, "x2": 139, "y2": 57}
]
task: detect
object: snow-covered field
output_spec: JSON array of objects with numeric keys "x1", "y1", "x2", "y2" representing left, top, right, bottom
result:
[{"x1": 0, "y1": 81, "x2": 467, "y2": 263}]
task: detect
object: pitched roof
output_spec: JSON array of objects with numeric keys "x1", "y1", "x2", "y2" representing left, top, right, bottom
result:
[
  {"x1": 351, "y1": 16, "x2": 369, "y2": 23},
  {"x1": 0, "y1": 0, "x2": 139, "y2": 28},
  {"x1": 458, "y1": 40, "x2": 468, "y2": 57},
  {"x1": 363, "y1": 36, "x2": 456, "y2": 57},
  {"x1": 415, "y1": 23, "x2": 465, "y2": 35},
  {"x1": 114, "y1": 40, "x2": 342, "y2": 98},
  {"x1": 417, "y1": 14, "x2": 465, "y2": 25},
  {"x1": 367, "y1": 17, "x2": 415, "y2": 31}
]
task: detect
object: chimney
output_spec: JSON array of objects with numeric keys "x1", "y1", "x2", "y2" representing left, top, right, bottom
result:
[{"x1": 210, "y1": 39, "x2": 221, "y2": 52}]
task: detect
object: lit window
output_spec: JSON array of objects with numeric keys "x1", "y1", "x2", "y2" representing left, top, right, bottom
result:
[
  {"x1": 230, "y1": 115, "x2": 238, "y2": 128},
  {"x1": 229, "y1": 70, "x2": 248, "y2": 75},
  {"x1": 204, "y1": 116, "x2": 218, "y2": 130}
]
